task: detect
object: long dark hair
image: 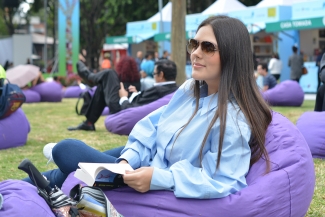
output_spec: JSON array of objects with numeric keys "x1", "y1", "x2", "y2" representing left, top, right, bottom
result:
[
  {"x1": 115, "y1": 56, "x2": 140, "y2": 82},
  {"x1": 180, "y1": 16, "x2": 272, "y2": 172}
]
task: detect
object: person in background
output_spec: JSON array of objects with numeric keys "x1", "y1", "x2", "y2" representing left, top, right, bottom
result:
[
  {"x1": 316, "y1": 48, "x2": 325, "y2": 90},
  {"x1": 288, "y1": 45, "x2": 304, "y2": 83},
  {"x1": 79, "y1": 49, "x2": 87, "y2": 64},
  {"x1": 268, "y1": 53, "x2": 282, "y2": 81},
  {"x1": 140, "y1": 59, "x2": 155, "y2": 91},
  {"x1": 257, "y1": 63, "x2": 277, "y2": 92},
  {"x1": 135, "y1": 51, "x2": 143, "y2": 72},
  {"x1": 101, "y1": 52, "x2": 111, "y2": 70},
  {"x1": 67, "y1": 56, "x2": 142, "y2": 131},
  {"x1": 0, "y1": 65, "x2": 6, "y2": 80},
  {"x1": 26, "y1": 58, "x2": 31, "y2": 64},
  {"x1": 154, "y1": 51, "x2": 159, "y2": 62},
  {"x1": 315, "y1": 53, "x2": 325, "y2": 111},
  {"x1": 160, "y1": 50, "x2": 169, "y2": 60}
]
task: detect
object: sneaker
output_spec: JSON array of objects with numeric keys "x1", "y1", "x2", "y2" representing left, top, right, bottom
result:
[{"x1": 43, "y1": 143, "x2": 57, "y2": 165}]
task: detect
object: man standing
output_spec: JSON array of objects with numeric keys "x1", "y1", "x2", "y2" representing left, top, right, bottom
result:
[
  {"x1": 160, "y1": 50, "x2": 169, "y2": 60},
  {"x1": 68, "y1": 59, "x2": 178, "y2": 131},
  {"x1": 288, "y1": 46, "x2": 304, "y2": 83},
  {"x1": 257, "y1": 63, "x2": 277, "y2": 92},
  {"x1": 135, "y1": 51, "x2": 143, "y2": 72}
]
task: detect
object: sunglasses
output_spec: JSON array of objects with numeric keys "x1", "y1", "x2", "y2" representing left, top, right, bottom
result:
[{"x1": 186, "y1": 39, "x2": 219, "y2": 57}]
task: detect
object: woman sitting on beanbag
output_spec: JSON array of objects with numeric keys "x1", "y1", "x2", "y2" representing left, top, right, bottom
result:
[{"x1": 24, "y1": 16, "x2": 272, "y2": 199}]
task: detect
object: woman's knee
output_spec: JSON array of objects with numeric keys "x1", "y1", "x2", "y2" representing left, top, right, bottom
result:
[{"x1": 52, "y1": 139, "x2": 86, "y2": 160}]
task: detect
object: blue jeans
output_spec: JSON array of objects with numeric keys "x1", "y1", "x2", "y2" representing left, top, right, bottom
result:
[{"x1": 23, "y1": 139, "x2": 125, "y2": 188}]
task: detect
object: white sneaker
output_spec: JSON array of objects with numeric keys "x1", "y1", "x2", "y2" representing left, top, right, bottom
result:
[{"x1": 43, "y1": 143, "x2": 57, "y2": 165}]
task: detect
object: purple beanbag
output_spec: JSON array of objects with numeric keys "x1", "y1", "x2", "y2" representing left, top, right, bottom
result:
[
  {"x1": 31, "y1": 82, "x2": 63, "y2": 102},
  {"x1": 22, "y1": 89, "x2": 41, "y2": 103},
  {"x1": 102, "y1": 107, "x2": 109, "y2": 116},
  {"x1": 105, "y1": 93, "x2": 174, "y2": 135},
  {"x1": 263, "y1": 80, "x2": 304, "y2": 106},
  {"x1": 0, "y1": 180, "x2": 55, "y2": 217},
  {"x1": 0, "y1": 108, "x2": 30, "y2": 150},
  {"x1": 62, "y1": 86, "x2": 85, "y2": 98},
  {"x1": 62, "y1": 111, "x2": 315, "y2": 217},
  {"x1": 296, "y1": 111, "x2": 325, "y2": 158}
]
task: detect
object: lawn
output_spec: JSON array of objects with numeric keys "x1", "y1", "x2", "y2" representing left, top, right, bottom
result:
[{"x1": 0, "y1": 98, "x2": 322, "y2": 216}]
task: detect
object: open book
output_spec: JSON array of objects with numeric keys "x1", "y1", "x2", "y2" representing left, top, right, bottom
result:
[{"x1": 74, "y1": 162, "x2": 134, "y2": 189}]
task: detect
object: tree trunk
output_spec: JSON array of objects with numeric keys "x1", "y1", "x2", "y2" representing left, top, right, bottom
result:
[{"x1": 171, "y1": 0, "x2": 186, "y2": 85}]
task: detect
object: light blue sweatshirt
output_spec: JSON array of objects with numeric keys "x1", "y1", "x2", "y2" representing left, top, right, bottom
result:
[{"x1": 119, "y1": 79, "x2": 251, "y2": 199}]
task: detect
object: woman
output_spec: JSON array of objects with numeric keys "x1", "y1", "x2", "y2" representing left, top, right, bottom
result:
[
  {"x1": 115, "y1": 56, "x2": 141, "y2": 95},
  {"x1": 268, "y1": 53, "x2": 282, "y2": 81},
  {"x1": 25, "y1": 16, "x2": 272, "y2": 199}
]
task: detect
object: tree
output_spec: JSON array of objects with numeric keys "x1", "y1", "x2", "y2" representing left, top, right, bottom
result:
[
  {"x1": 77, "y1": 0, "x2": 134, "y2": 69},
  {"x1": 0, "y1": 0, "x2": 23, "y2": 35},
  {"x1": 79, "y1": 0, "x2": 172, "y2": 70},
  {"x1": 171, "y1": 0, "x2": 187, "y2": 85},
  {"x1": 0, "y1": 9, "x2": 9, "y2": 36}
]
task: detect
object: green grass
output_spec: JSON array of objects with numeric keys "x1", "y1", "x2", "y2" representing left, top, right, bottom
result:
[{"x1": 0, "y1": 98, "x2": 322, "y2": 216}]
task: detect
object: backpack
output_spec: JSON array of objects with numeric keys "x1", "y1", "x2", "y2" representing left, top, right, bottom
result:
[{"x1": 0, "y1": 79, "x2": 26, "y2": 119}]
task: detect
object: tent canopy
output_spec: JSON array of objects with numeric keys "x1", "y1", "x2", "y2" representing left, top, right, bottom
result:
[
  {"x1": 256, "y1": 0, "x2": 308, "y2": 7},
  {"x1": 202, "y1": 0, "x2": 247, "y2": 14},
  {"x1": 147, "y1": 2, "x2": 172, "y2": 22}
]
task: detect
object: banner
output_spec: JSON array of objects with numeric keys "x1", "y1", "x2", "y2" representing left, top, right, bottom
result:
[
  {"x1": 58, "y1": 0, "x2": 79, "y2": 76},
  {"x1": 266, "y1": 17, "x2": 325, "y2": 32}
]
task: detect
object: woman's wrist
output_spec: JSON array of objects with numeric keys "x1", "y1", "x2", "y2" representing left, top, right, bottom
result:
[{"x1": 119, "y1": 159, "x2": 128, "y2": 164}]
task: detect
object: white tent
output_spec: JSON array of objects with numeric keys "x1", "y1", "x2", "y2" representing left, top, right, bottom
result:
[
  {"x1": 256, "y1": 0, "x2": 308, "y2": 7},
  {"x1": 202, "y1": 0, "x2": 247, "y2": 14},
  {"x1": 147, "y1": 2, "x2": 172, "y2": 22}
]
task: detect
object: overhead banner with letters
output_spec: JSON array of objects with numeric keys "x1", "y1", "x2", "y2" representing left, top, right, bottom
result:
[{"x1": 266, "y1": 17, "x2": 325, "y2": 32}]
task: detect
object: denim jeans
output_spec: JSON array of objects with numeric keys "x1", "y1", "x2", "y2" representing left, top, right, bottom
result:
[{"x1": 23, "y1": 139, "x2": 125, "y2": 188}]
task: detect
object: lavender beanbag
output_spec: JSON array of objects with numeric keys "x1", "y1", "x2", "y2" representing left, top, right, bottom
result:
[
  {"x1": 31, "y1": 82, "x2": 63, "y2": 102},
  {"x1": 22, "y1": 89, "x2": 41, "y2": 103},
  {"x1": 0, "y1": 108, "x2": 30, "y2": 150},
  {"x1": 263, "y1": 80, "x2": 304, "y2": 106},
  {"x1": 0, "y1": 180, "x2": 55, "y2": 217},
  {"x1": 63, "y1": 111, "x2": 315, "y2": 217},
  {"x1": 102, "y1": 107, "x2": 109, "y2": 116},
  {"x1": 296, "y1": 111, "x2": 325, "y2": 158},
  {"x1": 62, "y1": 86, "x2": 85, "y2": 98},
  {"x1": 105, "y1": 93, "x2": 174, "y2": 135}
]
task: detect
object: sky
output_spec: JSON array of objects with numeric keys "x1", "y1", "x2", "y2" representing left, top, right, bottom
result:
[{"x1": 20, "y1": 0, "x2": 34, "y2": 14}]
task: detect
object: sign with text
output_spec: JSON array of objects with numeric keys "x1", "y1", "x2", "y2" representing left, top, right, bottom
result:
[
  {"x1": 228, "y1": 6, "x2": 291, "y2": 25},
  {"x1": 266, "y1": 17, "x2": 325, "y2": 32},
  {"x1": 126, "y1": 21, "x2": 160, "y2": 36},
  {"x1": 106, "y1": 36, "x2": 134, "y2": 44}
]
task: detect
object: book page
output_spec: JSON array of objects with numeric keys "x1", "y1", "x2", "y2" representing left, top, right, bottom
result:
[
  {"x1": 78, "y1": 163, "x2": 134, "y2": 180},
  {"x1": 74, "y1": 168, "x2": 95, "y2": 186}
]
